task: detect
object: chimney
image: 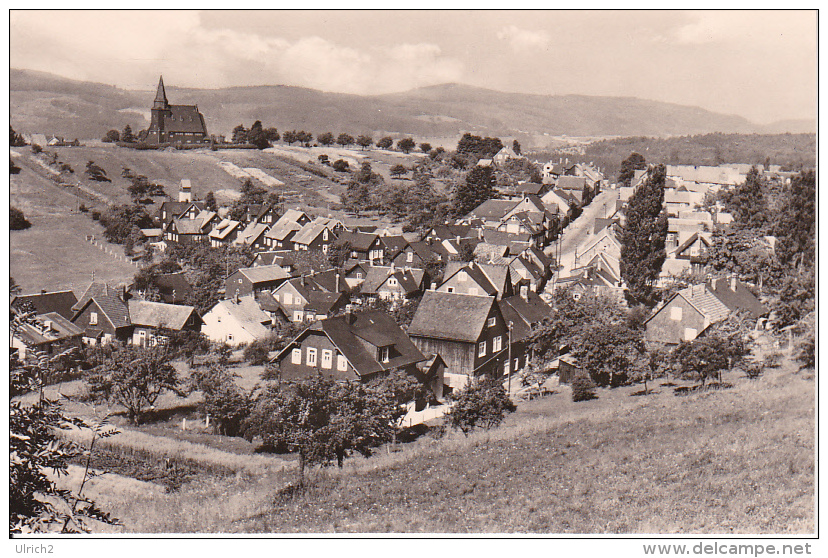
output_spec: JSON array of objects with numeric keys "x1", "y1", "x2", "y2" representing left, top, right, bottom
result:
[
  {"x1": 520, "y1": 284, "x2": 529, "y2": 301},
  {"x1": 711, "y1": 278, "x2": 718, "y2": 291},
  {"x1": 43, "y1": 320, "x2": 53, "y2": 332},
  {"x1": 335, "y1": 272, "x2": 341, "y2": 292},
  {"x1": 730, "y1": 276, "x2": 737, "y2": 291},
  {"x1": 389, "y1": 262, "x2": 396, "y2": 274},
  {"x1": 41, "y1": 289, "x2": 46, "y2": 295},
  {"x1": 234, "y1": 291, "x2": 240, "y2": 304}
]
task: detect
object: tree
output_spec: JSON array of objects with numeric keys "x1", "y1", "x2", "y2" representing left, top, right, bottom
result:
[
  {"x1": 297, "y1": 131, "x2": 313, "y2": 147},
  {"x1": 376, "y1": 136, "x2": 393, "y2": 150},
  {"x1": 336, "y1": 133, "x2": 354, "y2": 148},
  {"x1": 512, "y1": 139, "x2": 521, "y2": 155},
  {"x1": 121, "y1": 125, "x2": 135, "y2": 143},
  {"x1": 617, "y1": 152, "x2": 646, "y2": 186},
  {"x1": 774, "y1": 170, "x2": 815, "y2": 273},
  {"x1": 99, "y1": 204, "x2": 152, "y2": 243},
  {"x1": 84, "y1": 345, "x2": 181, "y2": 425},
  {"x1": 619, "y1": 164, "x2": 668, "y2": 306},
  {"x1": 190, "y1": 363, "x2": 252, "y2": 437},
  {"x1": 671, "y1": 334, "x2": 731, "y2": 386},
  {"x1": 11, "y1": 356, "x2": 120, "y2": 533},
  {"x1": 244, "y1": 376, "x2": 336, "y2": 487},
  {"x1": 204, "y1": 191, "x2": 218, "y2": 212},
  {"x1": 327, "y1": 240, "x2": 352, "y2": 269},
  {"x1": 264, "y1": 128, "x2": 280, "y2": 142},
  {"x1": 102, "y1": 130, "x2": 120, "y2": 143},
  {"x1": 282, "y1": 130, "x2": 297, "y2": 146},
  {"x1": 10, "y1": 207, "x2": 31, "y2": 230},
  {"x1": 397, "y1": 137, "x2": 416, "y2": 154},
  {"x1": 571, "y1": 322, "x2": 646, "y2": 387},
  {"x1": 419, "y1": 142, "x2": 432, "y2": 154},
  {"x1": 231, "y1": 124, "x2": 248, "y2": 144},
  {"x1": 571, "y1": 373, "x2": 598, "y2": 402},
  {"x1": 456, "y1": 133, "x2": 503, "y2": 159},
  {"x1": 10, "y1": 125, "x2": 26, "y2": 146},
  {"x1": 453, "y1": 165, "x2": 497, "y2": 216},
  {"x1": 444, "y1": 377, "x2": 516, "y2": 435},
  {"x1": 341, "y1": 182, "x2": 369, "y2": 215},
  {"x1": 454, "y1": 241, "x2": 476, "y2": 262},
  {"x1": 317, "y1": 132, "x2": 335, "y2": 146},
  {"x1": 247, "y1": 120, "x2": 270, "y2": 149},
  {"x1": 356, "y1": 135, "x2": 373, "y2": 150},
  {"x1": 84, "y1": 161, "x2": 110, "y2": 182},
  {"x1": 390, "y1": 164, "x2": 408, "y2": 178},
  {"x1": 719, "y1": 167, "x2": 770, "y2": 232},
  {"x1": 332, "y1": 159, "x2": 350, "y2": 172}
]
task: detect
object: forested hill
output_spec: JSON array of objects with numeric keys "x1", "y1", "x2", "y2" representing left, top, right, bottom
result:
[
  {"x1": 10, "y1": 69, "x2": 814, "y2": 141},
  {"x1": 531, "y1": 133, "x2": 816, "y2": 180}
]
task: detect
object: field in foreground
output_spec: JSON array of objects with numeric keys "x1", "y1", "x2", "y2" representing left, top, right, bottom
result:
[{"x1": 74, "y1": 356, "x2": 814, "y2": 534}]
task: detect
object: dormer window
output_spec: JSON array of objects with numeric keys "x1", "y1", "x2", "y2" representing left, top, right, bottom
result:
[{"x1": 378, "y1": 346, "x2": 390, "y2": 363}]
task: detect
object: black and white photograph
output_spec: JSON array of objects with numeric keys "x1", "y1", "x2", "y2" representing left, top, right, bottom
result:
[{"x1": 8, "y1": 8, "x2": 817, "y2": 546}]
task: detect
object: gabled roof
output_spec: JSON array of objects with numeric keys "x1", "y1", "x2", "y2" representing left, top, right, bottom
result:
[
  {"x1": 515, "y1": 183, "x2": 544, "y2": 195},
  {"x1": 72, "y1": 283, "x2": 131, "y2": 328},
  {"x1": 292, "y1": 221, "x2": 331, "y2": 246},
  {"x1": 336, "y1": 231, "x2": 380, "y2": 252},
  {"x1": 523, "y1": 246, "x2": 553, "y2": 270},
  {"x1": 675, "y1": 285, "x2": 732, "y2": 324},
  {"x1": 209, "y1": 219, "x2": 241, "y2": 240},
  {"x1": 162, "y1": 105, "x2": 208, "y2": 134},
  {"x1": 674, "y1": 231, "x2": 712, "y2": 256},
  {"x1": 265, "y1": 224, "x2": 301, "y2": 241},
  {"x1": 276, "y1": 310, "x2": 426, "y2": 378},
  {"x1": 379, "y1": 235, "x2": 409, "y2": 254},
  {"x1": 306, "y1": 269, "x2": 347, "y2": 293},
  {"x1": 12, "y1": 290, "x2": 78, "y2": 320},
  {"x1": 213, "y1": 296, "x2": 271, "y2": 338},
  {"x1": 479, "y1": 230, "x2": 532, "y2": 251},
  {"x1": 252, "y1": 251, "x2": 293, "y2": 267},
  {"x1": 424, "y1": 224, "x2": 473, "y2": 242},
  {"x1": 398, "y1": 240, "x2": 441, "y2": 262},
  {"x1": 273, "y1": 208, "x2": 310, "y2": 229},
  {"x1": 443, "y1": 262, "x2": 499, "y2": 295},
  {"x1": 152, "y1": 273, "x2": 193, "y2": 304},
  {"x1": 128, "y1": 300, "x2": 198, "y2": 330},
  {"x1": 304, "y1": 291, "x2": 348, "y2": 314},
  {"x1": 235, "y1": 222, "x2": 270, "y2": 245},
  {"x1": 706, "y1": 277, "x2": 768, "y2": 318},
  {"x1": 237, "y1": 265, "x2": 290, "y2": 285},
  {"x1": 14, "y1": 312, "x2": 84, "y2": 347},
  {"x1": 170, "y1": 217, "x2": 205, "y2": 235},
  {"x1": 466, "y1": 199, "x2": 518, "y2": 221},
  {"x1": 474, "y1": 242, "x2": 510, "y2": 261},
  {"x1": 360, "y1": 267, "x2": 426, "y2": 296},
  {"x1": 498, "y1": 292, "x2": 551, "y2": 340},
  {"x1": 556, "y1": 176, "x2": 588, "y2": 191},
  {"x1": 408, "y1": 291, "x2": 496, "y2": 343}
]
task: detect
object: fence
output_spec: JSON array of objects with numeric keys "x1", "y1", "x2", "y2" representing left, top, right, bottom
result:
[{"x1": 85, "y1": 235, "x2": 141, "y2": 268}]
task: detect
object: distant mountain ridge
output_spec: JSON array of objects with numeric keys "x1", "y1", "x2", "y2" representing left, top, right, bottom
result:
[{"x1": 9, "y1": 68, "x2": 816, "y2": 140}]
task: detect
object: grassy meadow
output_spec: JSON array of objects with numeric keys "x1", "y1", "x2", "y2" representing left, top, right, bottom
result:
[{"x1": 64, "y1": 353, "x2": 813, "y2": 534}]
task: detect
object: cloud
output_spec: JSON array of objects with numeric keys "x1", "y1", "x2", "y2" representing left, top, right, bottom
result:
[
  {"x1": 496, "y1": 25, "x2": 551, "y2": 51},
  {"x1": 10, "y1": 11, "x2": 465, "y2": 94}
]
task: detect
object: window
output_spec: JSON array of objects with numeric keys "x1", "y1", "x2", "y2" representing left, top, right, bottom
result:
[
  {"x1": 458, "y1": 271, "x2": 467, "y2": 282},
  {"x1": 356, "y1": 272, "x2": 363, "y2": 279},
  {"x1": 493, "y1": 336, "x2": 502, "y2": 352},
  {"x1": 684, "y1": 328, "x2": 698, "y2": 341},
  {"x1": 447, "y1": 286, "x2": 455, "y2": 293},
  {"x1": 478, "y1": 341, "x2": 486, "y2": 357},
  {"x1": 504, "y1": 360, "x2": 510, "y2": 375},
  {"x1": 407, "y1": 251, "x2": 414, "y2": 263},
  {"x1": 488, "y1": 317, "x2": 496, "y2": 327},
  {"x1": 293, "y1": 311, "x2": 303, "y2": 321},
  {"x1": 379, "y1": 346, "x2": 390, "y2": 363},
  {"x1": 291, "y1": 348, "x2": 301, "y2": 364},
  {"x1": 283, "y1": 292, "x2": 292, "y2": 305},
  {"x1": 307, "y1": 347, "x2": 317, "y2": 366},
  {"x1": 227, "y1": 334, "x2": 234, "y2": 342},
  {"x1": 388, "y1": 277, "x2": 398, "y2": 287},
  {"x1": 670, "y1": 306, "x2": 683, "y2": 321},
  {"x1": 323, "y1": 229, "x2": 328, "y2": 241},
  {"x1": 322, "y1": 350, "x2": 333, "y2": 369},
  {"x1": 89, "y1": 312, "x2": 98, "y2": 325},
  {"x1": 337, "y1": 354, "x2": 348, "y2": 371},
  {"x1": 469, "y1": 287, "x2": 479, "y2": 296}
]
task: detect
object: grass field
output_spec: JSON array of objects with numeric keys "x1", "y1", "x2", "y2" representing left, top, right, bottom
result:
[{"x1": 63, "y1": 353, "x2": 813, "y2": 534}]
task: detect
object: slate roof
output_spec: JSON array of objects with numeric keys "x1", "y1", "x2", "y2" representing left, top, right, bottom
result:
[
  {"x1": 443, "y1": 262, "x2": 499, "y2": 295},
  {"x1": 408, "y1": 291, "x2": 496, "y2": 343},
  {"x1": 523, "y1": 246, "x2": 553, "y2": 270},
  {"x1": 171, "y1": 218, "x2": 205, "y2": 235},
  {"x1": 336, "y1": 231, "x2": 379, "y2": 252},
  {"x1": 12, "y1": 290, "x2": 78, "y2": 320},
  {"x1": 128, "y1": 300, "x2": 198, "y2": 330},
  {"x1": 467, "y1": 199, "x2": 518, "y2": 221},
  {"x1": 238, "y1": 265, "x2": 290, "y2": 285},
  {"x1": 276, "y1": 310, "x2": 426, "y2": 378},
  {"x1": 72, "y1": 283, "x2": 131, "y2": 328},
  {"x1": 674, "y1": 231, "x2": 712, "y2": 256},
  {"x1": 292, "y1": 222, "x2": 330, "y2": 246},
  {"x1": 360, "y1": 267, "x2": 426, "y2": 296},
  {"x1": 479, "y1": 230, "x2": 532, "y2": 251},
  {"x1": 252, "y1": 251, "x2": 292, "y2": 267},
  {"x1": 498, "y1": 292, "x2": 551, "y2": 340},
  {"x1": 706, "y1": 277, "x2": 768, "y2": 318},
  {"x1": 474, "y1": 242, "x2": 510, "y2": 261},
  {"x1": 209, "y1": 219, "x2": 241, "y2": 240},
  {"x1": 265, "y1": 224, "x2": 300, "y2": 241},
  {"x1": 556, "y1": 176, "x2": 588, "y2": 191},
  {"x1": 272, "y1": 209, "x2": 310, "y2": 229},
  {"x1": 235, "y1": 222, "x2": 270, "y2": 245},
  {"x1": 424, "y1": 225, "x2": 473, "y2": 242},
  {"x1": 304, "y1": 291, "x2": 347, "y2": 314},
  {"x1": 306, "y1": 269, "x2": 347, "y2": 293},
  {"x1": 379, "y1": 235, "x2": 409, "y2": 255},
  {"x1": 162, "y1": 105, "x2": 208, "y2": 134},
  {"x1": 14, "y1": 312, "x2": 84, "y2": 347},
  {"x1": 515, "y1": 183, "x2": 544, "y2": 195}
]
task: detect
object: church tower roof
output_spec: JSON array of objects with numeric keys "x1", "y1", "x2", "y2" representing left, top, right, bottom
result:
[{"x1": 153, "y1": 76, "x2": 169, "y2": 109}]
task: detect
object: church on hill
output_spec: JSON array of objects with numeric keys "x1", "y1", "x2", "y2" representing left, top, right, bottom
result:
[{"x1": 145, "y1": 76, "x2": 209, "y2": 145}]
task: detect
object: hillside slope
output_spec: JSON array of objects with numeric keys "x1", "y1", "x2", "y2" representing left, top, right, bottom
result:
[{"x1": 11, "y1": 69, "x2": 809, "y2": 140}]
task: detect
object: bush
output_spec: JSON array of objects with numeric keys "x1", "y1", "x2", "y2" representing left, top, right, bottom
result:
[
  {"x1": 745, "y1": 363, "x2": 763, "y2": 380},
  {"x1": 78, "y1": 204, "x2": 89, "y2": 213},
  {"x1": 571, "y1": 373, "x2": 597, "y2": 402},
  {"x1": 31, "y1": 144, "x2": 43, "y2": 154},
  {"x1": 444, "y1": 377, "x2": 516, "y2": 435},
  {"x1": 243, "y1": 341, "x2": 271, "y2": 366},
  {"x1": 91, "y1": 210, "x2": 101, "y2": 221},
  {"x1": 10, "y1": 206, "x2": 31, "y2": 230},
  {"x1": 332, "y1": 159, "x2": 350, "y2": 172},
  {"x1": 797, "y1": 332, "x2": 815, "y2": 370}
]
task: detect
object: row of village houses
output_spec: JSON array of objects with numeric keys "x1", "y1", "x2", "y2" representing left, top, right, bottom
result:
[{"x1": 11, "y1": 160, "x2": 770, "y2": 402}]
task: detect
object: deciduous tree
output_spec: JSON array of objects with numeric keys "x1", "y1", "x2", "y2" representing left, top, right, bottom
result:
[
  {"x1": 376, "y1": 137, "x2": 393, "y2": 150},
  {"x1": 444, "y1": 376, "x2": 516, "y2": 435},
  {"x1": 336, "y1": 133, "x2": 354, "y2": 148},
  {"x1": 317, "y1": 132, "x2": 334, "y2": 146},
  {"x1": 396, "y1": 137, "x2": 416, "y2": 154},
  {"x1": 453, "y1": 165, "x2": 497, "y2": 216},
  {"x1": 356, "y1": 135, "x2": 373, "y2": 150}
]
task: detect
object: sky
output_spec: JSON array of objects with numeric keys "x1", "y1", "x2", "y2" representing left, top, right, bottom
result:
[{"x1": 9, "y1": 9, "x2": 817, "y2": 124}]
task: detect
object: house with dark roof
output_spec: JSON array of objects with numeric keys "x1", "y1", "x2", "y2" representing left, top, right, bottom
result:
[
  {"x1": 272, "y1": 309, "x2": 427, "y2": 383},
  {"x1": 251, "y1": 250, "x2": 293, "y2": 268},
  {"x1": 128, "y1": 300, "x2": 202, "y2": 346},
  {"x1": 359, "y1": 265, "x2": 428, "y2": 302},
  {"x1": 672, "y1": 231, "x2": 712, "y2": 272},
  {"x1": 343, "y1": 259, "x2": 372, "y2": 288},
  {"x1": 497, "y1": 291, "x2": 551, "y2": 375},
  {"x1": 439, "y1": 261, "x2": 514, "y2": 299},
  {"x1": 391, "y1": 240, "x2": 445, "y2": 269},
  {"x1": 150, "y1": 272, "x2": 193, "y2": 304},
  {"x1": 146, "y1": 76, "x2": 208, "y2": 145},
  {"x1": 12, "y1": 313, "x2": 84, "y2": 360},
  {"x1": 159, "y1": 200, "x2": 207, "y2": 227},
  {"x1": 270, "y1": 276, "x2": 349, "y2": 323},
  {"x1": 378, "y1": 235, "x2": 409, "y2": 260},
  {"x1": 11, "y1": 290, "x2": 78, "y2": 320},
  {"x1": 70, "y1": 282, "x2": 132, "y2": 344},
  {"x1": 421, "y1": 225, "x2": 474, "y2": 244},
  {"x1": 408, "y1": 291, "x2": 510, "y2": 378},
  {"x1": 225, "y1": 265, "x2": 290, "y2": 299},
  {"x1": 644, "y1": 277, "x2": 767, "y2": 346},
  {"x1": 478, "y1": 230, "x2": 533, "y2": 253},
  {"x1": 336, "y1": 231, "x2": 384, "y2": 263},
  {"x1": 164, "y1": 209, "x2": 218, "y2": 245}
]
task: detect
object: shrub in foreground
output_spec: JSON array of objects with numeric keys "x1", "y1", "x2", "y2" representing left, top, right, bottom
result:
[
  {"x1": 445, "y1": 376, "x2": 516, "y2": 435},
  {"x1": 571, "y1": 373, "x2": 598, "y2": 402}
]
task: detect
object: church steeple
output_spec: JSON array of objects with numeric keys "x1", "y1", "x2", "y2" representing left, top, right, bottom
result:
[{"x1": 153, "y1": 76, "x2": 169, "y2": 109}]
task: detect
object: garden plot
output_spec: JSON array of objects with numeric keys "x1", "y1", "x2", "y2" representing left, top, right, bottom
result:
[
  {"x1": 242, "y1": 167, "x2": 284, "y2": 187},
  {"x1": 218, "y1": 161, "x2": 253, "y2": 181}
]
